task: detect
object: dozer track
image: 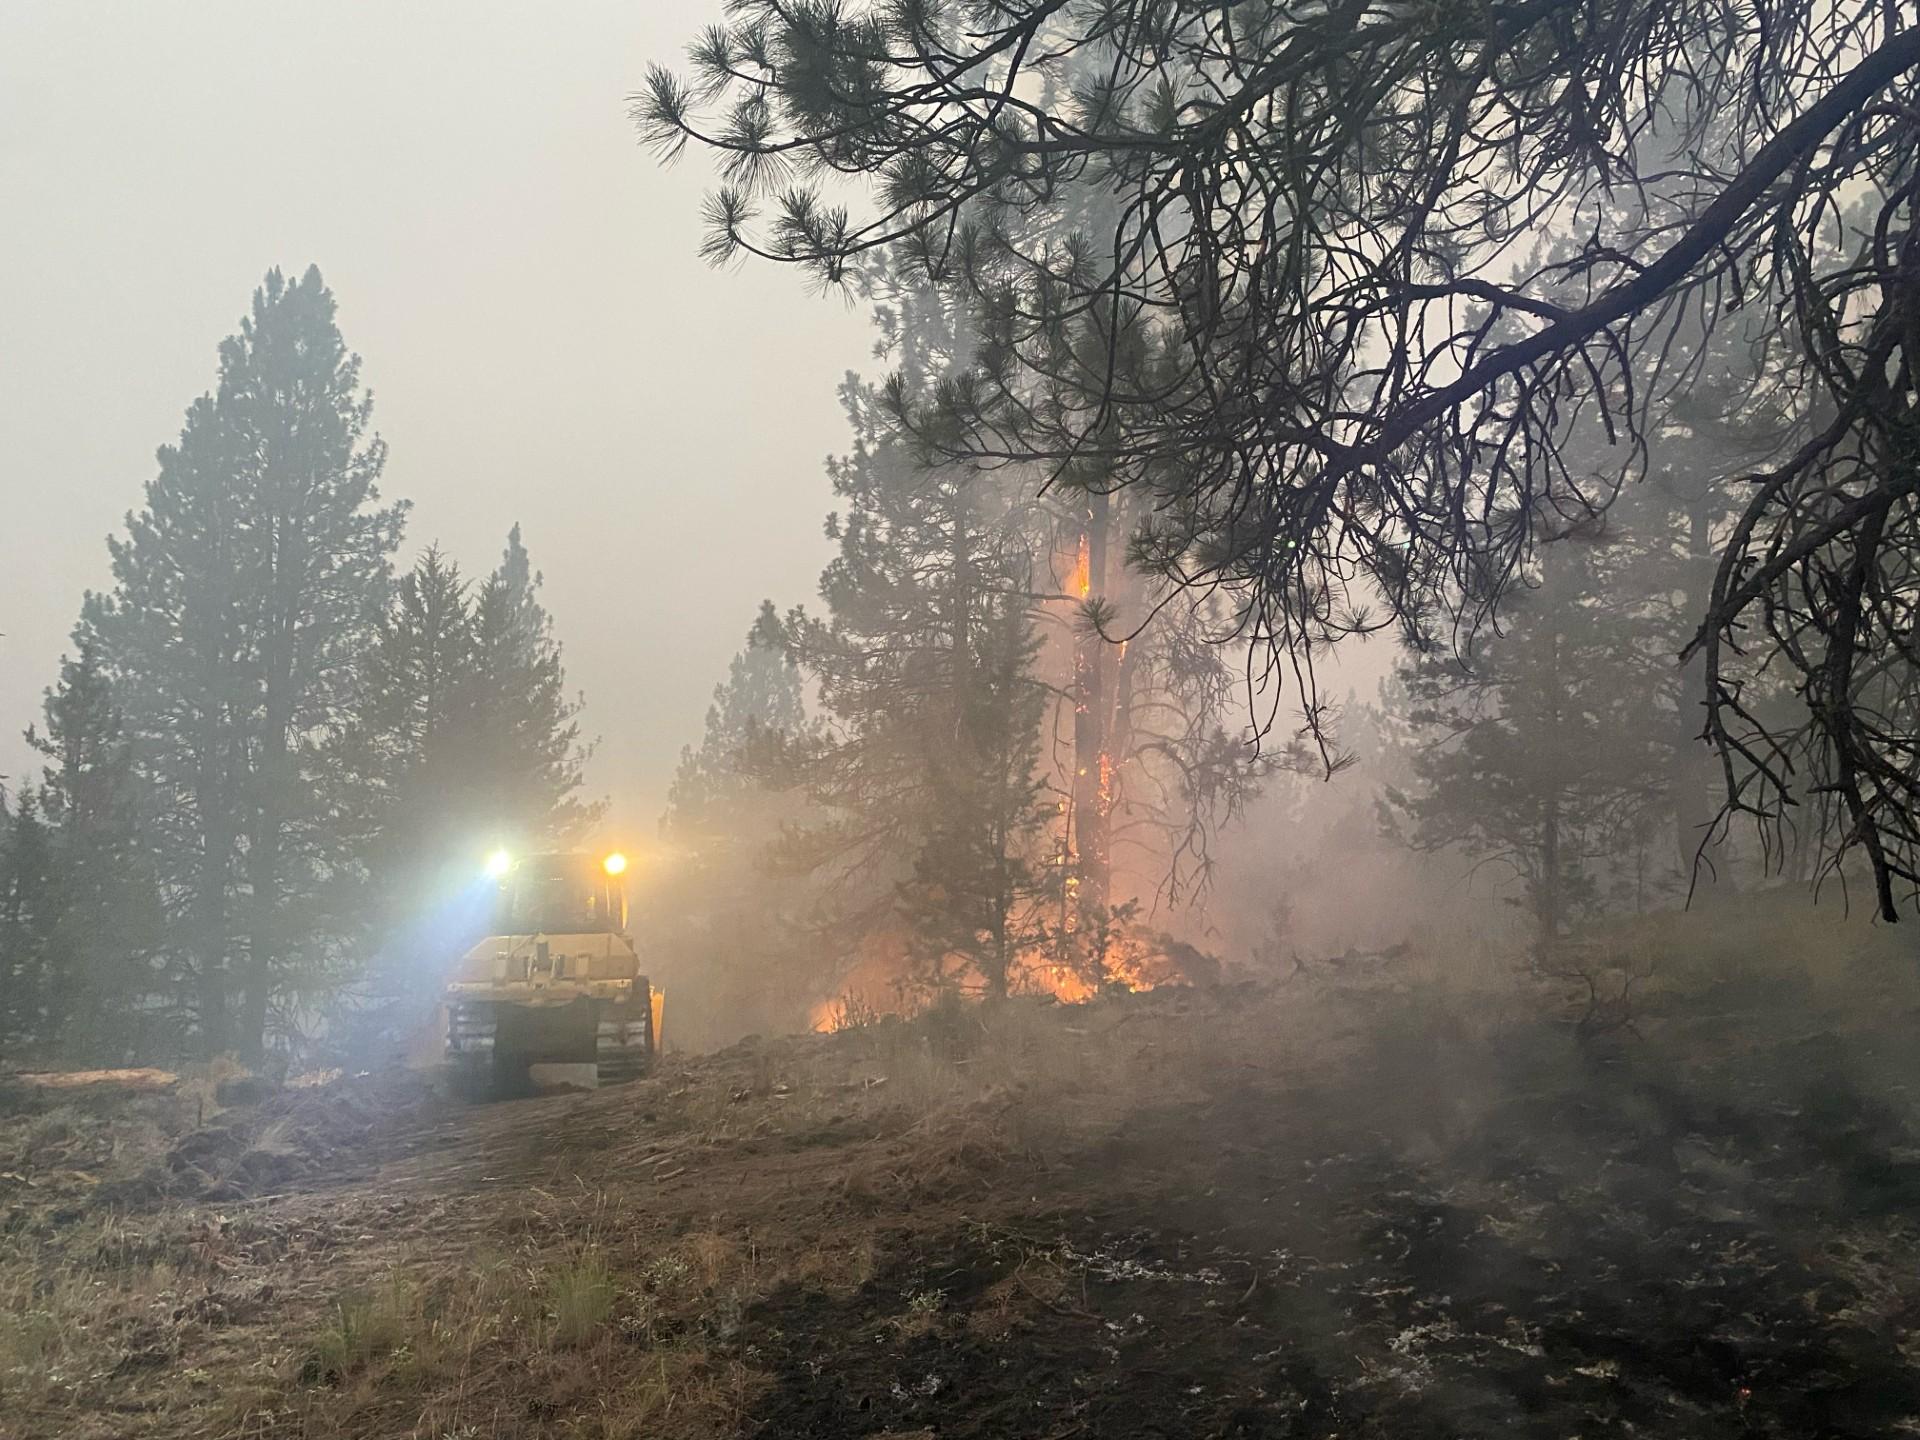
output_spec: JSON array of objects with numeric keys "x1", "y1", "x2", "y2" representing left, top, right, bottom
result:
[
  {"x1": 447, "y1": 992, "x2": 653, "y2": 1095},
  {"x1": 594, "y1": 1003, "x2": 653, "y2": 1083}
]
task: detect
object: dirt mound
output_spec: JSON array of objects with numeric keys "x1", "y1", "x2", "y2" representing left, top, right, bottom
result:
[{"x1": 146, "y1": 1068, "x2": 440, "y2": 1204}]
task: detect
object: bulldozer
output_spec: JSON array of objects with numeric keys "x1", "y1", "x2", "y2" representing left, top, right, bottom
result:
[{"x1": 443, "y1": 849, "x2": 661, "y2": 1094}]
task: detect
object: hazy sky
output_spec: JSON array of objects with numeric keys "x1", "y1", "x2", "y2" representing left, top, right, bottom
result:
[{"x1": 0, "y1": 2, "x2": 872, "y2": 834}]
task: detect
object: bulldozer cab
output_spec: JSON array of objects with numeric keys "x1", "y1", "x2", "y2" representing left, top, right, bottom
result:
[{"x1": 495, "y1": 852, "x2": 627, "y2": 936}]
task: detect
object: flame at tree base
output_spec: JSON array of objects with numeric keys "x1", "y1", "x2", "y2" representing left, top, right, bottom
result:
[{"x1": 807, "y1": 932, "x2": 1204, "y2": 1033}]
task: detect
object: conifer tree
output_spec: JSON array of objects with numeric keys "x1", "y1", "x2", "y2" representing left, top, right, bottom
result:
[
  {"x1": 80, "y1": 386, "x2": 245, "y2": 1053},
  {"x1": 861, "y1": 245, "x2": 1286, "y2": 982},
  {"x1": 1384, "y1": 539, "x2": 1671, "y2": 953},
  {"x1": 336, "y1": 533, "x2": 596, "y2": 1052},
  {"x1": 23, "y1": 645, "x2": 164, "y2": 1060},
  {"x1": 895, "y1": 588, "x2": 1048, "y2": 996},
  {"x1": 665, "y1": 600, "x2": 808, "y2": 844},
  {"x1": 465, "y1": 527, "x2": 595, "y2": 847},
  {"x1": 340, "y1": 548, "x2": 479, "y2": 916},
  {"x1": 766, "y1": 376, "x2": 1052, "y2": 1000},
  {"x1": 492, "y1": 524, "x2": 547, "y2": 670},
  {"x1": 81, "y1": 265, "x2": 405, "y2": 1059},
  {"x1": 656, "y1": 605, "x2": 827, "y2": 1045},
  {"x1": 349, "y1": 530, "x2": 591, "y2": 870},
  {"x1": 332, "y1": 547, "x2": 484, "y2": 1049},
  {"x1": 0, "y1": 791, "x2": 57, "y2": 1053}
]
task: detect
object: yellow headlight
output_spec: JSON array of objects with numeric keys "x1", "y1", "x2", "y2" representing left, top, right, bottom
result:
[
  {"x1": 602, "y1": 852, "x2": 629, "y2": 877},
  {"x1": 484, "y1": 849, "x2": 512, "y2": 881}
]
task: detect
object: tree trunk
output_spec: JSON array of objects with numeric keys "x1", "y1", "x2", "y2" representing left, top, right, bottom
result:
[
  {"x1": 1071, "y1": 491, "x2": 1113, "y2": 949},
  {"x1": 193, "y1": 717, "x2": 232, "y2": 1059},
  {"x1": 985, "y1": 849, "x2": 1010, "y2": 1001},
  {"x1": 1537, "y1": 577, "x2": 1564, "y2": 962},
  {"x1": 241, "y1": 507, "x2": 300, "y2": 1062},
  {"x1": 1672, "y1": 488, "x2": 1726, "y2": 888},
  {"x1": 240, "y1": 815, "x2": 277, "y2": 1063},
  {"x1": 1540, "y1": 802, "x2": 1561, "y2": 960}
]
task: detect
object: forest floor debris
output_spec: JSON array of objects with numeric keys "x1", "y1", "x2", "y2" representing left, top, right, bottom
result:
[{"x1": 4, "y1": 912, "x2": 1920, "y2": 1437}]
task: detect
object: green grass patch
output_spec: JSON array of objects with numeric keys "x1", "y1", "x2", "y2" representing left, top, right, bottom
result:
[{"x1": 542, "y1": 1251, "x2": 615, "y2": 1349}]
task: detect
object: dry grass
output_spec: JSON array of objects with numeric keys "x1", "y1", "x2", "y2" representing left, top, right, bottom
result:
[
  {"x1": 0, "y1": 1239, "x2": 196, "y2": 1410},
  {"x1": 16, "y1": 916, "x2": 1906, "y2": 1439},
  {"x1": 0, "y1": 987, "x2": 1243, "y2": 1439},
  {"x1": 541, "y1": 1251, "x2": 615, "y2": 1349},
  {"x1": 259, "y1": 1228, "x2": 779, "y2": 1437},
  {"x1": 778, "y1": 1235, "x2": 878, "y2": 1298},
  {"x1": 303, "y1": 1274, "x2": 415, "y2": 1383}
]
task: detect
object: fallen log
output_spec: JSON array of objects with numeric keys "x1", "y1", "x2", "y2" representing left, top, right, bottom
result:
[{"x1": 5, "y1": 1067, "x2": 180, "y2": 1093}]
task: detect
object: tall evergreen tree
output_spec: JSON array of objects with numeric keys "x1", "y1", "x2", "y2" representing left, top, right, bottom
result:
[
  {"x1": 492, "y1": 524, "x2": 547, "y2": 669},
  {"x1": 0, "y1": 791, "x2": 57, "y2": 1055},
  {"x1": 1384, "y1": 538, "x2": 1672, "y2": 953},
  {"x1": 349, "y1": 530, "x2": 591, "y2": 871},
  {"x1": 340, "y1": 547, "x2": 479, "y2": 909},
  {"x1": 665, "y1": 600, "x2": 808, "y2": 844},
  {"x1": 22, "y1": 645, "x2": 164, "y2": 1060},
  {"x1": 894, "y1": 588, "x2": 1048, "y2": 997},
  {"x1": 332, "y1": 547, "x2": 484, "y2": 1052},
  {"x1": 464, "y1": 526, "x2": 595, "y2": 847},
  {"x1": 81, "y1": 265, "x2": 405, "y2": 1059},
  {"x1": 765, "y1": 376, "x2": 1052, "y2": 1000},
  {"x1": 80, "y1": 386, "x2": 245, "y2": 1055},
  {"x1": 850, "y1": 251, "x2": 1279, "y2": 982},
  {"x1": 334, "y1": 532, "x2": 596, "y2": 1054},
  {"x1": 656, "y1": 605, "x2": 827, "y2": 1046}
]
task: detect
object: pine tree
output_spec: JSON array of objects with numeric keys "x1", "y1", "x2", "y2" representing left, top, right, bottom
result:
[
  {"x1": 665, "y1": 600, "x2": 808, "y2": 844},
  {"x1": 330, "y1": 548, "x2": 483, "y2": 1053},
  {"x1": 338, "y1": 547, "x2": 480, "y2": 937},
  {"x1": 894, "y1": 589, "x2": 1049, "y2": 997},
  {"x1": 492, "y1": 524, "x2": 546, "y2": 670},
  {"x1": 23, "y1": 645, "x2": 164, "y2": 1061},
  {"x1": 348, "y1": 531, "x2": 591, "y2": 876},
  {"x1": 656, "y1": 606, "x2": 827, "y2": 1046},
  {"x1": 464, "y1": 524, "x2": 595, "y2": 846},
  {"x1": 866, "y1": 246, "x2": 1284, "y2": 981},
  {"x1": 80, "y1": 386, "x2": 244, "y2": 1054},
  {"x1": 767, "y1": 376, "x2": 1052, "y2": 1000},
  {"x1": 1032, "y1": 477, "x2": 1308, "y2": 974},
  {"x1": 1384, "y1": 539, "x2": 1671, "y2": 953},
  {"x1": 82, "y1": 265, "x2": 405, "y2": 1059},
  {"x1": 351, "y1": 548, "x2": 476, "y2": 841},
  {"x1": 335, "y1": 534, "x2": 596, "y2": 1055},
  {"x1": 0, "y1": 790, "x2": 58, "y2": 1054}
]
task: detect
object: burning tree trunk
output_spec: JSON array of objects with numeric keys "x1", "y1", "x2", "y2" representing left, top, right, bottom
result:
[{"x1": 1069, "y1": 492, "x2": 1114, "y2": 948}]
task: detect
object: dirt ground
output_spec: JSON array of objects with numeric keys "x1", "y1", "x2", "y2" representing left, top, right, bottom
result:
[{"x1": 4, "y1": 922, "x2": 1920, "y2": 1439}]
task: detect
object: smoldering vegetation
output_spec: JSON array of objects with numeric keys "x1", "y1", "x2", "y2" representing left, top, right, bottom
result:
[{"x1": 3, "y1": 900, "x2": 1918, "y2": 1438}]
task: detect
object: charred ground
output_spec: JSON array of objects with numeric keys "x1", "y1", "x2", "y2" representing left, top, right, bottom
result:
[{"x1": 4, "y1": 906, "x2": 1920, "y2": 1439}]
